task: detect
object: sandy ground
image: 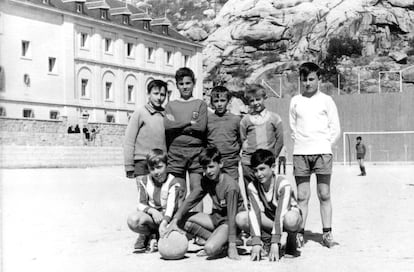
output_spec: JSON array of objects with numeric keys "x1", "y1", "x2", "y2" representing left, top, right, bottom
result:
[{"x1": 1, "y1": 164, "x2": 414, "y2": 272}]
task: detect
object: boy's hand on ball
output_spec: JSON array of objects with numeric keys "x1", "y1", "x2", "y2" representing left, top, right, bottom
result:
[
  {"x1": 159, "y1": 220, "x2": 168, "y2": 237},
  {"x1": 149, "y1": 209, "x2": 163, "y2": 224},
  {"x1": 268, "y1": 243, "x2": 280, "y2": 262},
  {"x1": 228, "y1": 242, "x2": 241, "y2": 260},
  {"x1": 164, "y1": 219, "x2": 183, "y2": 238},
  {"x1": 251, "y1": 245, "x2": 262, "y2": 261}
]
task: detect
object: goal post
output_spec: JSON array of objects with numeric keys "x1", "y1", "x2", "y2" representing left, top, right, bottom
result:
[{"x1": 342, "y1": 131, "x2": 414, "y2": 165}]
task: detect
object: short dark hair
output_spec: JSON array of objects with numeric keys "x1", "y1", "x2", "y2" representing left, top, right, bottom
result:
[
  {"x1": 210, "y1": 86, "x2": 231, "y2": 103},
  {"x1": 299, "y1": 62, "x2": 321, "y2": 79},
  {"x1": 146, "y1": 149, "x2": 167, "y2": 169},
  {"x1": 147, "y1": 79, "x2": 168, "y2": 94},
  {"x1": 356, "y1": 136, "x2": 362, "y2": 140},
  {"x1": 251, "y1": 149, "x2": 275, "y2": 168},
  {"x1": 245, "y1": 84, "x2": 266, "y2": 100},
  {"x1": 199, "y1": 146, "x2": 222, "y2": 166},
  {"x1": 175, "y1": 67, "x2": 195, "y2": 83}
]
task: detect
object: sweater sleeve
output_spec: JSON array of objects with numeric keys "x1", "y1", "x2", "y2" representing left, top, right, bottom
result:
[
  {"x1": 289, "y1": 98, "x2": 297, "y2": 142},
  {"x1": 273, "y1": 118, "x2": 284, "y2": 158},
  {"x1": 327, "y1": 97, "x2": 341, "y2": 145},
  {"x1": 240, "y1": 116, "x2": 248, "y2": 144},
  {"x1": 163, "y1": 179, "x2": 184, "y2": 223},
  {"x1": 123, "y1": 110, "x2": 142, "y2": 172},
  {"x1": 136, "y1": 179, "x2": 150, "y2": 212},
  {"x1": 225, "y1": 189, "x2": 240, "y2": 243},
  {"x1": 247, "y1": 184, "x2": 263, "y2": 246},
  {"x1": 182, "y1": 101, "x2": 208, "y2": 134},
  {"x1": 164, "y1": 102, "x2": 191, "y2": 131},
  {"x1": 173, "y1": 187, "x2": 206, "y2": 222}
]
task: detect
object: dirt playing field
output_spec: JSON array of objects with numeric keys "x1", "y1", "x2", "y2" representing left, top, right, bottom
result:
[{"x1": 1, "y1": 164, "x2": 414, "y2": 272}]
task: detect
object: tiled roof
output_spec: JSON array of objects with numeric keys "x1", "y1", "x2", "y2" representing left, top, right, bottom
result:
[{"x1": 22, "y1": 0, "x2": 200, "y2": 46}]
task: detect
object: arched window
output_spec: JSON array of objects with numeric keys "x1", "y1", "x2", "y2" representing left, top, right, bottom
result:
[{"x1": 77, "y1": 67, "x2": 92, "y2": 98}]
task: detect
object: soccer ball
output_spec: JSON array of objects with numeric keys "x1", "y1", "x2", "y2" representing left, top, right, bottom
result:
[{"x1": 158, "y1": 231, "x2": 188, "y2": 260}]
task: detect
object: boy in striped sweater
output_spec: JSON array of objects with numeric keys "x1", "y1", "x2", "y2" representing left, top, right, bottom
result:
[
  {"x1": 236, "y1": 149, "x2": 302, "y2": 261},
  {"x1": 127, "y1": 149, "x2": 184, "y2": 252},
  {"x1": 240, "y1": 84, "x2": 284, "y2": 188}
]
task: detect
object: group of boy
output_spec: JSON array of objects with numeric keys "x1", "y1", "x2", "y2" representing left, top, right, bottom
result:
[{"x1": 123, "y1": 62, "x2": 341, "y2": 261}]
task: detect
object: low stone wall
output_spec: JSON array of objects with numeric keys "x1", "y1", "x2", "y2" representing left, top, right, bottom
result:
[
  {"x1": 0, "y1": 117, "x2": 127, "y2": 146},
  {"x1": 0, "y1": 145, "x2": 124, "y2": 168}
]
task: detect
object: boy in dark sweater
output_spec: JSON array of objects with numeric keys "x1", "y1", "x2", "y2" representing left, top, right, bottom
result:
[
  {"x1": 164, "y1": 68, "x2": 208, "y2": 209},
  {"x1": 207, "y1": 86, "x2": 242, "y2": 180},
  {"x1": 163, "y1": 146, "x2": 245, "y2": 260}
]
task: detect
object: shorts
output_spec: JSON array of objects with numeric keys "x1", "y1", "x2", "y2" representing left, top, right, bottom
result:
[
  {"x1": 221, "y1": 155, "x2": 240, "y2": 180},
  {"x1": 293, "y1": 154, "x2": 332, "y2": 177},
  {"x1": 167, "y1": 145, "x2": 203, "y2": 178},
  {"x1": 134, "y1": 160, "x2": 149, "y2": 177},
  {"x1": 210, "y1": 211, "x2": 227, "y2": 227},
  {"x1": 357, "y1": 153, "x2": 365, "y2": 160}
]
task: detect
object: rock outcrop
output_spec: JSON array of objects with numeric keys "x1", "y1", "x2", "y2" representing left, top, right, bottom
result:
[{"x1": 180, "y1": 0, "x2": 414, "y2": 95}]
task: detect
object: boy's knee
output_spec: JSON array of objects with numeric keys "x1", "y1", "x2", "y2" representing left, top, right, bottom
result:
[
  {"x1": 235, "y1": 211, "x2": 249, "y2": 230},
  {"x1": 204, "y1": 242, "x2": 219, "y2": 256},
  {"x1": 127, "y1": 213, "x2": 141, "y2": 230},
  {"x1": 297, "y1": 189, "x2": 310, "y2": 202},
  {"x1": 318, "y1": 190, "x2": 331, "y2": 202}
]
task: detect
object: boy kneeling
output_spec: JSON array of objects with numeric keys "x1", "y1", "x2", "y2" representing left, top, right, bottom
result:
[
  {"x1": 164, "y1": 146, "x2": 245, "y2": 260},
  {"x1": 127, "y1": 149, "x2": 184, "y2": 252},
  {"x1": 237, "y1": 149, "x2": 302, "y2": 261}
]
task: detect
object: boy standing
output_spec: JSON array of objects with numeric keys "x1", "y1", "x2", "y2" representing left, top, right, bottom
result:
[
  {"x1": 356, "y1": 136, "x2": 367, "y2": 176},
  {"x1": 289, "y1": 62, "x2": 341, "y2": 248},
  {"x1": 207, "y1": 86, "x2": 242, "y2": 180},
  {"x1": 164, "y1": 67, "x2": 207, "y2": 208},
  {"x1": 278, "y1": 146, "x2": 287, "y2": 175},
  {"x1": 240, "y1": 84, "x2": 284, "y2": 187},
  {"x1": 127, "y1": 149, "x2": 183, "y2": 252},
  {"x1": 164, "y1": 146, "x2": 245, "y2": 260},
  {"x1": 236, "y1": 149, "x2": 302, "y2": 261},
  {"x1": 124, "y1": 79, "x2": 168, "y2": 180}
]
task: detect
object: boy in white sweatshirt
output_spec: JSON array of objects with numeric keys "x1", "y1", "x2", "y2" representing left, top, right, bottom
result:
[{"x1": 289, "y1": 62, "x2": 340, "y2": 249}]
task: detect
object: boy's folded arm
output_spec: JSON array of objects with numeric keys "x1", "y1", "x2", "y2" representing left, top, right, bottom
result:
[{"x1": 182, "y1": 102, "x2": 208, "y2": 133}]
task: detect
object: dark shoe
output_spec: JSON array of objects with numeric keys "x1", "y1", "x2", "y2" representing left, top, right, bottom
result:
[
  {"x1": 322, "y1": 232, "x2": 335, "y2": 248},
  {"x1": 133, "y1": 234, "x2": 149, "y2": 252},
  {"x1": 147, "y1": 233, "x2": 158, "y2": 253}
]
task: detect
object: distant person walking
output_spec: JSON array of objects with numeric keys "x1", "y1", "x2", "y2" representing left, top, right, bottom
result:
[
  {"x1": 355, "y1": 136, "x2": 367, "y2": 176},
  {"x1": 278, "y1": 145, "x2": 287, "y2": 175}
]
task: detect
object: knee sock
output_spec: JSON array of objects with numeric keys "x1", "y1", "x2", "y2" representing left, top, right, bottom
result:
[
  {"x1": 362, "y1": 166, "x2": 366, "y2": 174},
  {"x1": 323, "y1": 227, "x2": 332, "y2": 234},
  {"x1": 184, "y1": 221, "x2": 212, "y2": 240}
]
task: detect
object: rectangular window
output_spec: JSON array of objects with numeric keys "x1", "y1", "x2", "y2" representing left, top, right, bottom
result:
[
  {"x1": 80, "y1": 33, "x2": 88, "y2": 48},
  {"x1": 23, "y1": 109, "x2": 34, "y2": 118},
  {"x1": 22, "y1": 41, "x2": 30, "y2": 57},
  {"x1": 122, "y1": 15, "x2": 129, "y2": 25},
  {"x1": 105, "y1": 82, "x2": 112, "y2": 100},
  {"x1": 126, "y1": 42, "x2": 134, "y2": 57},
  {"x1": 0, "y1": 107, "x2": 6, "y2": 117},
  {"x1": 48, "y1": 57, "x2": 56, "y2": 73},
  {"x1": 101, "y1": 9, "x2": 108, "y2": 19},
  {"x1": 105, "y1": 38, "x2": 112, "y2": 53},
  {"x1": 147, "y1": 47, "x2": 154, "y2": 61},
  {"x1": 162, "y1": 26, "x2": 168, "y2": 35},
  {"x1": 143, "y1": 21, "x2": 149, "y2": 30},
  {"x1": 127, "y1": 85, "x2": 134, "y2": 102},
  {"x1": 184, "y1": 55, "x2": 190, "y2": 67},
  {"x1": 76, "y1": 3, "x2": 83, "y2": 13},
  {"x1": 50, "y1": 111, "x2": 59, "y2": 120},
  {"x1": 106, "y1": 114, "x2": 115, "y2": 123},
  {"x1": 81, "y1": 79, "x2": 88, "y2": 97},
  {"x1": 166, "y1": 51, "x2": 173, "y2": 65}
]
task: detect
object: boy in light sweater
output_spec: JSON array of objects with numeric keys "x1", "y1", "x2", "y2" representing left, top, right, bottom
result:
[
  {"x1": 123, "y1": 79, "x2": 168, "y2": 181},
  {"x1": 289, "y1": 62, "x2": 340, "y2": 248}
]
